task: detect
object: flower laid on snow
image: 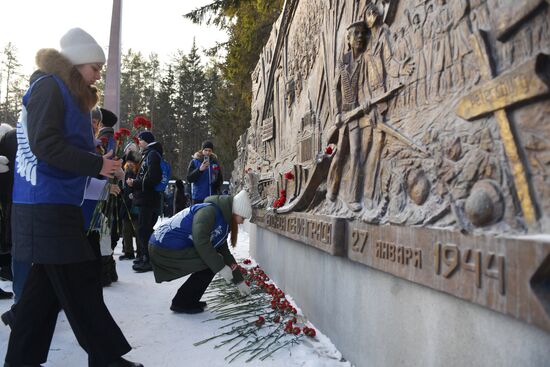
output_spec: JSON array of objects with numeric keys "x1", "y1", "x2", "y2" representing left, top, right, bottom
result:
[
  {"x1": 284, "y1": 171, "x2": 294, "y2": 180},
  {"x1": 194, "y1": 261, "x2": 318, "y2": 363},
  {"x1": 325, "y1": 145, "x2": 333, "y2": 155},
  {"x1": 243, "y1": 259, "x2": 252, "y2": 265}
]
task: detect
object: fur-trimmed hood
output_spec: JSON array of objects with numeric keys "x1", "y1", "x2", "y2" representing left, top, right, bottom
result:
[
  {"x1": 34, "y1": 48, "x2": 73, "y2": 88},
  {"x1": 192, "y1": 151, "x2": 219, "y2": 161},
  {"x1": 32, "y1": 48, "x2": 98, "y2": 111}
]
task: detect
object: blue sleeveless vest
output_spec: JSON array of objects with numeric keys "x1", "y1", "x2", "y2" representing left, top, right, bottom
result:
[
  {"x1": 13, "y1": 74, "x2": 96, "y2": 206},
  {"x1": 150, "y1": 203, "x2": 229, "y2": 250}
]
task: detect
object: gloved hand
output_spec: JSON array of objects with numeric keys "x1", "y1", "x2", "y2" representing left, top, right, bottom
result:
[
  {"x1": 236, "y1": 281, "x2": 251, "y2": 297},
  {"x1": 218, "y1": 265, "x2": 234, "y2": 284},
  {"x1": 0, "y1": 156, "x2": 9, "y2": 173}
]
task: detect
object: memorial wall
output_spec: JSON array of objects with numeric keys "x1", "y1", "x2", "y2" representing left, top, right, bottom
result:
[{"x1": 233, "y1": 0, "x2": 550, "y2": 335}]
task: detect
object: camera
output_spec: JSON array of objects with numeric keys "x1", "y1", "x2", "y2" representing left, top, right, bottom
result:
[{"x1": 204, "y1": 155, "x2": 210, "y2": 163}]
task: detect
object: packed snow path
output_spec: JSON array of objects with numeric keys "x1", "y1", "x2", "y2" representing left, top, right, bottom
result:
[{"x1": 0, "y1": 228, "x2": 351, "y2": 367}]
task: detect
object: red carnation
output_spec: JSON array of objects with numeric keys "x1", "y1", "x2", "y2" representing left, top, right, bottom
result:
[
  {"x1": 255, "y1": 316, "x2": 265, "y2": 327},
  {"x1": 100, "y1": 136, "x2": 109, "y2": 145},
  {"x1": 213, "y1": 165, "x2": 220, "y2": 171},
  {"x1": 292, "y1": 327, "x2": 301, "y2": 335},
  {"x1": 243, "y1": 259, "x2": 252, "y2": 265},
  {"x1": 325, "y1": 146, "x2": 333, "y2": 155},
  {"x1": 119, "y1": 128, "x2": 131, "y2": 136},
  {"x1": 133, "y1": 136, "x2": 139, "y2": 145},
  {"x1": 113, "y1": 132, "x2": 121, "y2": 141},
  {"x1": 280, "y1": 190, "x2": 286, "y2": 197},
  {"x1": 284, "y1": 171, "x2": 294, "y2": 180}
]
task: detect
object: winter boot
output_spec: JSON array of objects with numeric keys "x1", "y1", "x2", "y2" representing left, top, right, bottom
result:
[
  {"x1": 1, "y1": 303, "x2": 16, "y2": 329},
  {"x1": 106, "y1": 357, "x2": 144, "y2": 367},
  {"x1": 132, "y1": 257, "x2": 152, "y2": 273},
  {"x1": 0, "y1": 288, "x2": 13, "y2": 300},
  {"x1": 110, "y1": 255, "x2": 118, "y2": 282},
  {"x1": 101, "y1": 256, "x2": 112, "y2": 287}
]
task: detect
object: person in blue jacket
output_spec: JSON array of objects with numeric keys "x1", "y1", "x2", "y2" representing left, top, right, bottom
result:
[
  {"x1": 186, "y1": 140, "x2": 223, "y2": 205},
  {"x1": 149, "y1": 190, "x2": 252, "y2": 314},
  {"x1": 4, "y1": 28, "x2": 141, "y2": 367}
]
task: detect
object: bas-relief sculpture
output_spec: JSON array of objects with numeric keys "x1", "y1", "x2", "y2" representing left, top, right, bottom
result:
[{"x1": 233, "y1": 0, "x2": 550, "y2": 332}]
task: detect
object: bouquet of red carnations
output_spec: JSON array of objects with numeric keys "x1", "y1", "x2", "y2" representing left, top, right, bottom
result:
[
  {"x1": 195, "y1": 260, "x2": 317, "y2": 363},
  {"x1": 87, "y1": 115, "x2": 152, "y2": 236}
]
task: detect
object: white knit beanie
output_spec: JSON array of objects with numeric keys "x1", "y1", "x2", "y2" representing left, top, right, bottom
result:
[
  {"x1": 232, "y1": 190, "x2": 252, "y2": 219},
  {"x1": 60, "y1": 28, "x2": 106, "y2": 65}
]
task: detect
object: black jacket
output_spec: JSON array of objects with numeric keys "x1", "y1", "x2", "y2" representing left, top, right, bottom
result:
[{"x1": 131, "y1": 142, "x2": 163, "y2": 208}]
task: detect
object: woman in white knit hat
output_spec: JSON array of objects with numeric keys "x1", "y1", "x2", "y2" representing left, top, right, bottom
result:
[
  {"x1": 149, "y1": 190, "x2": 253, "y2": 314},
  {"x1": 5, "y1": 28, "x2": 142, "y2": 367}
]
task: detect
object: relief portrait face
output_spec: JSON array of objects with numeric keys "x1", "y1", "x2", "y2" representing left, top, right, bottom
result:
[
  {"x1": 365, "y1": 8, "x2": 379, "y2": 28},
  {"x1": 348, "y1": 24, "x2": 367, "y2": 53}
]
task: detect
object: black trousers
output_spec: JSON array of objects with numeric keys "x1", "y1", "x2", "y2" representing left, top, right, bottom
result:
[
  {"x1": 5, "y1": 261, "x2": 131, "y2": 367},
  {"x1": 137, "y1": 205, "x2": 159, "y2": 260},
  {"x1": 172, "y1": 268, "x2": 215, "y2": 307}
]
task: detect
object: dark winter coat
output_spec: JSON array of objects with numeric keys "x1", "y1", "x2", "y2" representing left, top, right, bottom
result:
[
  {"x1": 149, "y1": 195, "x2": 244, "y2": 284},
  {"x1": 186, "y1": 151, "x2": 223, "y2": 201},
  {"x1": 131, "y1": 142, "x2": 163, "y2": 209},
  {"x1": 0, "y1": 129, "x2": 16, "y2": 254},
  {"x1": 11, "y1": 49, "x2": 102, "y2": 264}
]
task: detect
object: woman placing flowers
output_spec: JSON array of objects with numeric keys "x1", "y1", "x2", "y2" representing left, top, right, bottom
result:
[{"x1": 149, "y1": 190, "x2": 253, "y2": 314}]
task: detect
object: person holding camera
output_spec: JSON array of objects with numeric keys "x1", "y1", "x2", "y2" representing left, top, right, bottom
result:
[{"x1": 186, "y1": 140, "x2": 223, "y2": 205}]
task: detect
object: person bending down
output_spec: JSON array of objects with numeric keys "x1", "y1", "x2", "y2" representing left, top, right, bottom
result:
[{"x1": 149, "y1": 190, "x2": 252, "y2": 313}]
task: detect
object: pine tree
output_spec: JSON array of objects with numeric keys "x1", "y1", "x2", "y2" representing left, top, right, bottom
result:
[{"x1": 1, "y1": 42, "x2": 24, "y2": 124}]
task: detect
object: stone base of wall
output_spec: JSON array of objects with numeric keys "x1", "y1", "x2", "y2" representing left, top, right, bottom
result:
[{"x1": 249, "y1": 224, "x2": 550, "y2": 367}]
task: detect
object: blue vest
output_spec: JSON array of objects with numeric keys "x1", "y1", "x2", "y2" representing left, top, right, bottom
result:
[
  {"x1": 150, "y1": 203, "x2": 228, "y2": 250},
  {"x1": 13, "y1": 74, "x2": 96, "y2": 206},
  {"x1": 190, "y1": 158, "x2": 220, "y2": 200}
]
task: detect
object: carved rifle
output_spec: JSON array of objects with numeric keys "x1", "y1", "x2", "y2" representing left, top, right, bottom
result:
[{"x1": 338, "y1": 83, "x2": 428, "y2": 156}]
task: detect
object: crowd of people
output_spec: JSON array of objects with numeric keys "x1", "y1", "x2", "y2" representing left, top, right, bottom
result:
[{"x1": 0, "y1": 27, "x2": 252, "y2": 367}]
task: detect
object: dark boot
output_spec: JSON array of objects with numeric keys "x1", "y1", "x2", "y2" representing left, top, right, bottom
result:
[
  {"x1": 101, "y1": 256, "x2": 112, "y2": 287},
  {"x1": 107, "y1": 357, "x2": 144, "y2": 367},
  {"x1": 170, "y1": 304, "x2": 204, "y2": 314},
  {"x1": 1, "y1": 304, "x2": 16, "y2": 329},
  {"x1": 119, "y1": 253, "x2": 135, "y2": 261},
  {"x1": 110, "y1": 256, "x2": 118, "y2": 282},
  {"x1": 0, "y1": 288, "x2": 13, "y2": 299},
  {"x1": 132, "y1": 258, "x2": 152, "y2": 273}
]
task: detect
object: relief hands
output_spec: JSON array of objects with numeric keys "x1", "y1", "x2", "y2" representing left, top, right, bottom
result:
[{"x1": 335, "y1": 113, "x2": 343, "y2": 128}]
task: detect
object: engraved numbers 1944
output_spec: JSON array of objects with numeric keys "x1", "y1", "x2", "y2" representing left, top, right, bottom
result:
[{"x1": 434, "y1": 243, "x2": 505, "y2": 295}]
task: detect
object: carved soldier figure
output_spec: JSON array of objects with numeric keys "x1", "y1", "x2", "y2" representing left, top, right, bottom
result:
[
  {"x1": 362, "y1": 3, "x2": 413, "y2": 211},
  {"x1": 326, "y1": 21, "x2": 369, "y2": 212}
]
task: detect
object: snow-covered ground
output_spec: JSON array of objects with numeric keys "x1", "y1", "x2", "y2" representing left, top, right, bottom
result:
[{"x1": 0, "y1": 227, "x2": 351, "y2": 367}]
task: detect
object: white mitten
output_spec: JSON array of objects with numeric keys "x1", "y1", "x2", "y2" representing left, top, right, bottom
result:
[
  {"x1": 236, "y1": 281, "x2": 251, "y2": 297},
  {"x1": 0, "y1": 155, "x2": 9, "y2": 173},
  {"x1": 218, "y1": 265, "x2": 234, "y2": 284}
]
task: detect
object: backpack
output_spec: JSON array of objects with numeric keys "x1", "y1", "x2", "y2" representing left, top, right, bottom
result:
[{"x1": 151, "y1": 151, "x2": 171, "y2": 192}]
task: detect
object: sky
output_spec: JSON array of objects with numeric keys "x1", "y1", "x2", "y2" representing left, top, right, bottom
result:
[{"x1": 0, "y1": 0, "x2": 228, "y2": 76}]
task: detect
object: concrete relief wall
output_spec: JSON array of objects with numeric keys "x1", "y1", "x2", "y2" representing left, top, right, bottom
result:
[{"x1": 234, "y1": 0, "x2": 550, "y2": 334}]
